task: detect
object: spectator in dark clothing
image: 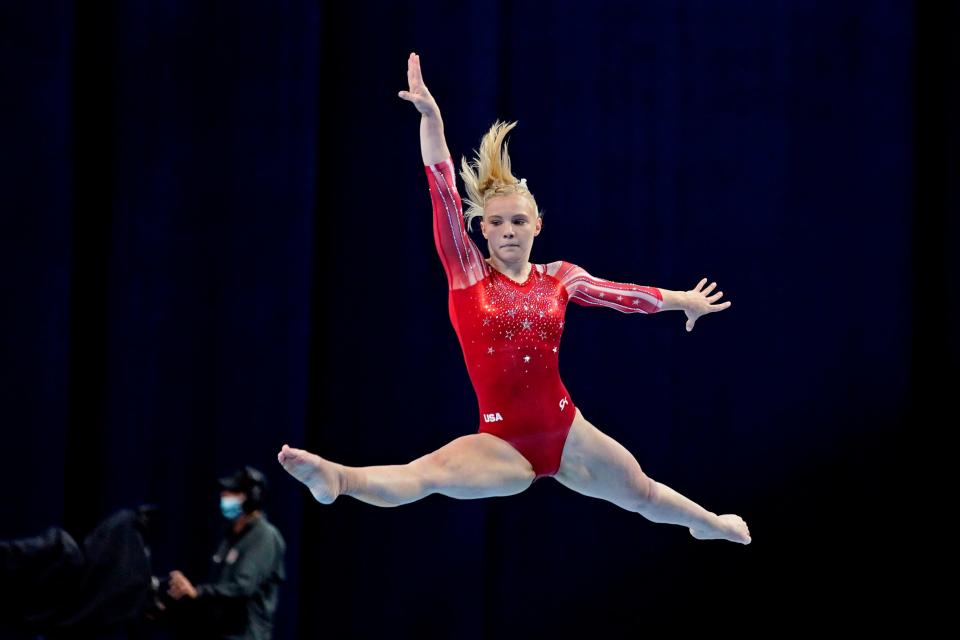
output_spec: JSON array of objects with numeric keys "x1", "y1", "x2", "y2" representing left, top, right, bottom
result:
[
  {"x1": 0, "y1": 507, "x2": 157, "y2": 637},
  {"x1": 166, "y1": 466, "x2": 285, "y2": 640}
]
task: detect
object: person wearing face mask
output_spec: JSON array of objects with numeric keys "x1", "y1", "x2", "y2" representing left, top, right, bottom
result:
[
  {"x1": 165, "y1": 466, "x2": 285, "y2": 640},
  {"x1": 278, "y1": 53, "x2": 750, "y2": 546}
]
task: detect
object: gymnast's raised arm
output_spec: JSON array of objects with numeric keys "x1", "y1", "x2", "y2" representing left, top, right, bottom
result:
[{"x1": 399, "y1": 52, "x2": 486, "y2": 289}]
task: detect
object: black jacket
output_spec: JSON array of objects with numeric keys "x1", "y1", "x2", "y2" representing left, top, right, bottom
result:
[{"x1": 0, "y1": 509, "x2": 153, "y2": 636}]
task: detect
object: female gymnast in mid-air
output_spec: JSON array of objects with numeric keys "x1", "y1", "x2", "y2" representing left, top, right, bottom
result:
[{"x1": 279, "y1": 52, "x2": 750, "y2": 544}]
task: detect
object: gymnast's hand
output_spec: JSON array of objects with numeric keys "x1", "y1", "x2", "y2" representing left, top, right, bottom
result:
[
  {"x1": 398, "y1": 52, "x2": 440, "y2": 118},
  {"x1": 683, "y1": 278, "x2": 731, "y2": 332}
]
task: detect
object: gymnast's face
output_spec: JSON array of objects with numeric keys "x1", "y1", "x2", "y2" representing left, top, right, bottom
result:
[{"x1": 480, "y1": 194, "x2": 542, "y2": 265}]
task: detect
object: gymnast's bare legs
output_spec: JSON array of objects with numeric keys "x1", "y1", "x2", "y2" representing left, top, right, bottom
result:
[{"x1": 278, "y1": 408, "x2": 750, "y2": 544}]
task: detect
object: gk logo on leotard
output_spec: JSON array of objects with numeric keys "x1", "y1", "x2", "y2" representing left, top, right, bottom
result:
[
  {"x1": 483, "y1": 412, "x2": 504, "y2": 423},
  {"x1": 559, "y1": 396, "x2": 569, "y2": 411}
]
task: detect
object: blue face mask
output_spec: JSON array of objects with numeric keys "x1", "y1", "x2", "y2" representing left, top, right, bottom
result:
[{"x1": 220, "y1": 496, "x2": 244, "y2": 520}]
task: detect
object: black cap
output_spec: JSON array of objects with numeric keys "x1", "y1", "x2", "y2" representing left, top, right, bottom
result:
[{"x1": 218, "y1": 466, "x2": 267, "y2": 494}]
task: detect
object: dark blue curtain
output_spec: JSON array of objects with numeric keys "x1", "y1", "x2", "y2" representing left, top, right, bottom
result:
[{"x1": 1, "y1": 1, "x2": 953, "y2": 637}]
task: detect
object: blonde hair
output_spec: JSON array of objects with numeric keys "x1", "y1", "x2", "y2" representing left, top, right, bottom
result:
[{"x1": 459, "y1": 120, "x2": 540, "y2": 231}]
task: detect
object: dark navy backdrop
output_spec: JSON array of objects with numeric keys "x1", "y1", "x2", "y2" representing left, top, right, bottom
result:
[{"x1": 1, "y1": 1, "x2": 954, "y2": 637}]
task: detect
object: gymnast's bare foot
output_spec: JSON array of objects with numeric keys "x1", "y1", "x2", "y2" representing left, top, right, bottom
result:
[
  {"x1": 278, "y1": 444, "x2": 343, "y2": 504},
  {"x1": 689, "y1": 514, "x2": 752, "y2": 545}
]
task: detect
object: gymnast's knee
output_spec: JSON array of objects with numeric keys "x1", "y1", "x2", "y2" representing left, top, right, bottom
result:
[
  {"x1": 409, "y1": 453, "x2": 453, "y2": 494},
  {"x1": 630, "y1": 471, "x2": 659, "y2": 509}
]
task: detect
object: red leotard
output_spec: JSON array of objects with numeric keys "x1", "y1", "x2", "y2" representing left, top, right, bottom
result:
[{"x1": 426, "y1": 158, "x2": 663, "y2": 477}]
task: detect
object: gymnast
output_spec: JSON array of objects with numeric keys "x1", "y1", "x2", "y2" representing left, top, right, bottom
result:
[{"x1": 279, "y1": 52, "x2": 750, "y2": 545}]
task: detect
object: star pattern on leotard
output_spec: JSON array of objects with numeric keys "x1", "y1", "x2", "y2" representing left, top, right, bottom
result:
[{"x1": 465, "y1": 265, "x2": 572, "y2": 380}]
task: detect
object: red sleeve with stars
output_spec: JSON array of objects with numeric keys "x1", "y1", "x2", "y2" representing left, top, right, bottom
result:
[
  {"x1": 554, "y1": 261, "x2": 663, "y2": 314},
  {"x1": 425, "y1": 158, "x2": 487, "y2": 290}
]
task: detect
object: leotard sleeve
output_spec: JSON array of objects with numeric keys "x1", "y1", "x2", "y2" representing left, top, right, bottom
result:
[
  {"x1": 554, "y1": 261, "x2": 663, "y2": 314},
  {"x1": 425, "y1": 158, "x2": 487, "y2": 290}
]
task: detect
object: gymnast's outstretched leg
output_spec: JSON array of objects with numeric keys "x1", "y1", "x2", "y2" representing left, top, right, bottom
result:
[
  {"x1": 555, "y1": 409, "x2": 751, "y2": 544},
  {"x1": 278, "y1": 434, "x2": 535, "y2": 507}
]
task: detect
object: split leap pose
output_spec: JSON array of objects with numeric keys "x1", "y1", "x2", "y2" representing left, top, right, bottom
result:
[{"x1": 279, "y1": 53, "x2": 750, "y2": 545}]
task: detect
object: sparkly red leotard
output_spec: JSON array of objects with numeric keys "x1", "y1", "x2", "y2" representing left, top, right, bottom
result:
[{"x1": 426, "y1": 158, "x2": 663, "y2": 477}]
